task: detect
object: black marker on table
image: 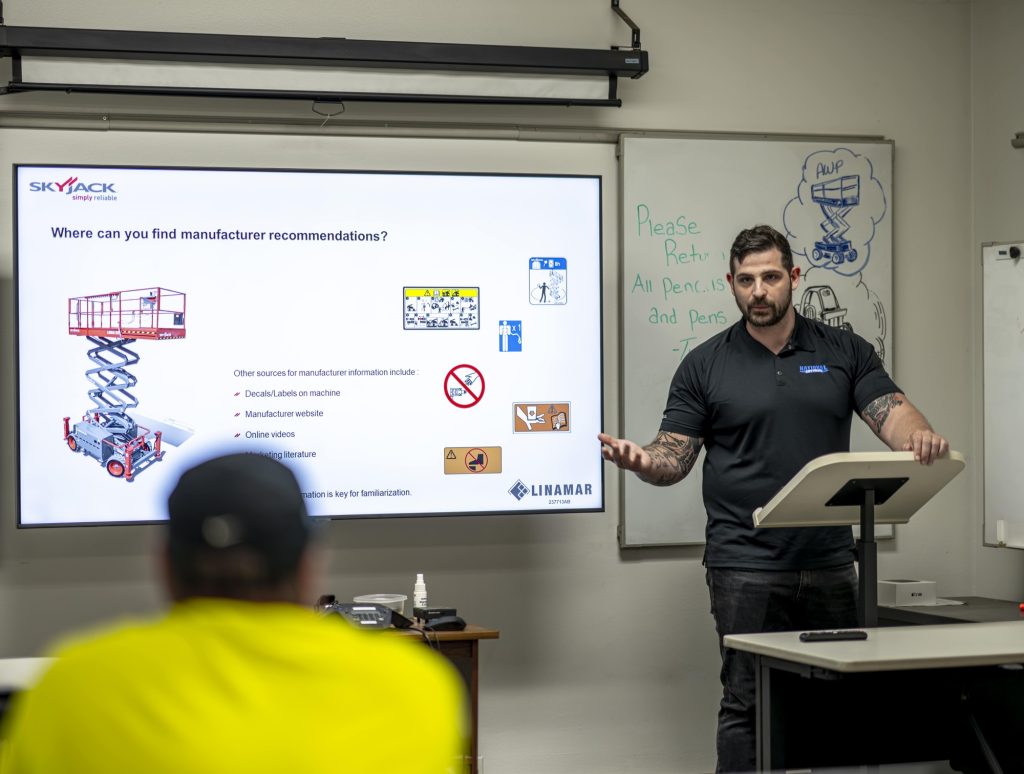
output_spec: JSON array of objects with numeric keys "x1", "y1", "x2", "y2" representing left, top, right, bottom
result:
[{"x1": 799, "y1": 629, "x2": 868, "y2": 642}]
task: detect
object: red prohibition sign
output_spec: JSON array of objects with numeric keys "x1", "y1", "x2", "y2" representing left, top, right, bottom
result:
[
  {"x1": 465, "y1": 448, "x2": 488, "y2": 472},
  {"x1": 444, "y1": 364, "x2": 485, "y2": 408}
]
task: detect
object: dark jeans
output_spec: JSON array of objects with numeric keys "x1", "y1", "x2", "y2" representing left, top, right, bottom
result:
[{"x1": 705, "y1": 564, "x2": 858, "y2": 773}]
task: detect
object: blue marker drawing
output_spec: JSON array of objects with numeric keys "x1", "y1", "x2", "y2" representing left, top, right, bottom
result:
[
  {"x1": 783, "y1": 147, "x2": 890, "y2": 364},
  {"x1": 529, "y1": 257, "x2": 567, "y2": 305},
  {"x1": 498, "y1": 320, "x2": 522, "y2": 352},
  {"x1": 783, "y1": 148, "x2": 887, "y2": 278},
  {"x1": 811, "y1": 174, "x2": 860, "y2": 266}
]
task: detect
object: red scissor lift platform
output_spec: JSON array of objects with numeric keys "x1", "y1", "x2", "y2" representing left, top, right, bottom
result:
[{"x1": 63, "y1": 287, "x2": 186, "y2": 481}]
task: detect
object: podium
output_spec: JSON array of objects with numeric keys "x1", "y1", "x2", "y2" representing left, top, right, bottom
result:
[{"x1": 752, "y1": 451, "x2": 966, "y2": 626}]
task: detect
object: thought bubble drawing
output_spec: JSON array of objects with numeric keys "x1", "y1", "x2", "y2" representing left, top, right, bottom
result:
[{"x1": 783, "y1": 148, "x2": 887, "y2": 278}]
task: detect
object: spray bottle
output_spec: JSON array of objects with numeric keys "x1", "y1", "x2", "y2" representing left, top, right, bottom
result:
[{"x1": 413, "y1": 573, "x2": 428, "y2": 614}]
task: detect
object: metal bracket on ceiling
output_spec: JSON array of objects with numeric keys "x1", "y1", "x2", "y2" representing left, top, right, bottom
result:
[{"x1": 611, "y1": 0, "x2": 642, "y2": 51}]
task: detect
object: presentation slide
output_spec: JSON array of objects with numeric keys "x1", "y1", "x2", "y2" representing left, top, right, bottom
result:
[{"x1": 15, "y1": 165, "x2": 604, "y2": 526}]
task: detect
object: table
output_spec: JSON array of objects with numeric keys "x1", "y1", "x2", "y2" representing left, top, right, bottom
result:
[
  {"x1": 879, "y1": 595, "x2": 1024, "y2": 626},
  {"x1": 0, "y1": 658, "x2": 51, "y2": 719},
  {"x1": 394, "y1": 624, "x2": 499, "y2": 774},
  {"x1": 725, "y1": 621, "x2": 1024, "y2": 771}
]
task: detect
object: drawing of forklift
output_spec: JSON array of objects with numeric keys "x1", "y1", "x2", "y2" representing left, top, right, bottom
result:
[
  {"x1": 811, "y1": 174, "x2": 860, "y2": 265},
  {"x1": 798, "y1": 284, "x2": 853, "y2": 333},
  {"x1": 63, "y1": 287, "x2": 186, "y2": 481}
]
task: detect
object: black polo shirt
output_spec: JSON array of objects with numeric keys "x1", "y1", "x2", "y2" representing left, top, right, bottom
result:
[{"x1": 660, "y1": 314, "x2": 899, "y2": 570}]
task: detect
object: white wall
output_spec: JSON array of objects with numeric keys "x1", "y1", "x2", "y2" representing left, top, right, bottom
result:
[
  {"x1": 1, "y1": 2, "x2": 1007, "y2": 773},
  {"x1": 970, "y1": 0, "x2": 1024, "y2": 597}
]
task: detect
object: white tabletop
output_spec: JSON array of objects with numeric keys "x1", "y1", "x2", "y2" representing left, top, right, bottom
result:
[
  {"x1": 724, "y1": 620, "x2": 1024, "y2": 673},
  {"x1": 0, "y1": 658, "x2": 52, "y2": 691},
  {"x1": 753, "y1": 450, "x2": 966, "y2": 527}
]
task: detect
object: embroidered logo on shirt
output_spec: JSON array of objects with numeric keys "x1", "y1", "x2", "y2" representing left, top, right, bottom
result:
[{"x1": 799, "y1": 365, "x2": 830, "y2": 374}]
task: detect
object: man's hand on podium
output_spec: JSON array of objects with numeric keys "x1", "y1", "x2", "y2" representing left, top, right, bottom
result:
[
  {"x1": 861, "y1": 391, "x2": 949, "y2": 465},
  {"x1": 903, "y1": 428, "x2": 949, "y2": 466}
]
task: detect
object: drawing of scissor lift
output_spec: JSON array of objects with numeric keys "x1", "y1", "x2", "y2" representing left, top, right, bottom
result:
[
  {"x1": 812, "y1": 174, "x2": 860, "y2": 264},
  {"x1": 63, "y1": 287, "x2": 186, "y2": 481}
]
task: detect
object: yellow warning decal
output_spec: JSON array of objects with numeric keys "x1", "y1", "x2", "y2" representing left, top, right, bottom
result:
[{"x1": 443, "y1": 446, "x2": 502, "y2": 474}]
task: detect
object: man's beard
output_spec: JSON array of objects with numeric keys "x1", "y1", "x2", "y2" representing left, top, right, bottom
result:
[{"x1": 738, "y1": 290, "x2": 791, "y2": 328}]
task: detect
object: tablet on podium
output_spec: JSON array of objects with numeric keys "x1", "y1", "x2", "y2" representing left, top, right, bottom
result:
[{"x1": 752, "y1": 450, "x2": 965, "y2": 626}]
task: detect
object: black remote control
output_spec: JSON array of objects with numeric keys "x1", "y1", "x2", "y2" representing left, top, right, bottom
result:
[{"x1": 799, "y1": 629, "x2": 868, "y2": 642}]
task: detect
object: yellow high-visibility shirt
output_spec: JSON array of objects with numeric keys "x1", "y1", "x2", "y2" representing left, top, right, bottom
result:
[{"x1": 0, "y1": 598, "x2": 467, "y2": 774}]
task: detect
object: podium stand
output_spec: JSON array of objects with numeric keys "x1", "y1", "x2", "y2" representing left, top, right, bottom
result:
[{"x1": 752, "y1": 451, "x2": 965, "y2": 626}]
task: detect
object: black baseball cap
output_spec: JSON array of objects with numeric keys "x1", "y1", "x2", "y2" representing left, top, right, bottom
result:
[{"x1": 167, "y1": 453, "x2": 311, "y2": 581}]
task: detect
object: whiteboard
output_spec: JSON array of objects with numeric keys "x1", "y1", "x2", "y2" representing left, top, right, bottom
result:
[
  {"x1": 618, "y1": 134, "x2": 894, "y2": 547},
  {"x1": 982, "y1": 241, "x2": 1024, "y2": 549}
]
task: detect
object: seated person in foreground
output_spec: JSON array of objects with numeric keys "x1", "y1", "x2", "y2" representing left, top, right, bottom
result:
[{"x1": 0, "y1": 453, "x2": 467, "y2": 774}]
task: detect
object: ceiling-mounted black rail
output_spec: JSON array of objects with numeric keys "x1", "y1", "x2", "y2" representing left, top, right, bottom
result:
[{"x1": 0, "y1": 23, "x2": 648, "y2": 106}]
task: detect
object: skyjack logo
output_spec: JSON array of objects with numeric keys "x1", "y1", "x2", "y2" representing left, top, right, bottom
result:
[{"x1": 28, "y1": 177, "x2": 118, "y2": 194}]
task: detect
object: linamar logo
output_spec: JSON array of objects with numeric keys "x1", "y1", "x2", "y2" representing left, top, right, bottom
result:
[
  {"x1": 508, "y1": 480, "x2": 530, "y2": 501},
  {"x1": 508, "y1": 479, "x2": 593, "y2": 500},
  {"x1": 28, "y1": 177, "x2": 118, "y2": 195}
]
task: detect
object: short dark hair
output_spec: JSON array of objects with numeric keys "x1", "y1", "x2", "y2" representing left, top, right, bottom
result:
[
  {"x1": 729, "y1": 225, "x2": 793, "y2": 274},
  {"x1": 166, "y1": 454, "x2": 312, "y2": 602}
]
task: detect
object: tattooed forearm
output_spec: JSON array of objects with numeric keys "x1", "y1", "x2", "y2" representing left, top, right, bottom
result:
[
  {"x1": 638, "y1": 431, "x2": 702, "y2": 486},
  {"x1": 861, "y1": 393, "x2": 904, "y2": 435}
]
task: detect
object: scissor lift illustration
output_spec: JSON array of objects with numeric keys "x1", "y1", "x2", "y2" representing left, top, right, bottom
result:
[
  {"x1": 62, "y1": 287, "x2": 186, "y2": 481},
  {"x1": 811, "y1": 174, "x2": 860, "y2": 264}
]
